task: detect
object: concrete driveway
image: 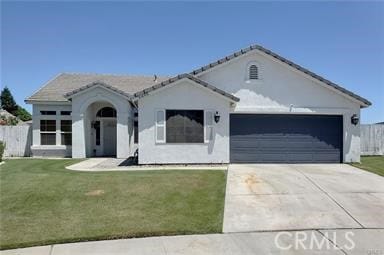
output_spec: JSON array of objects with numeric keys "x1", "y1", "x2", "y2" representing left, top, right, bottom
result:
[{"x1": 223, "y1": 164, "x2": 384, "y2": 233}]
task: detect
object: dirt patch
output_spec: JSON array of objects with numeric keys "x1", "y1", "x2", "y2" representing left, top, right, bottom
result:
[{"x1": 85, "y1": 190, "x2": 105, "y2": 196}]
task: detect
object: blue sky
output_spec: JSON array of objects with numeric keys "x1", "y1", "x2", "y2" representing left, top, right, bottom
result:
[{"x1": 1, "y1": 1, "x2": 383, "y2": 123}]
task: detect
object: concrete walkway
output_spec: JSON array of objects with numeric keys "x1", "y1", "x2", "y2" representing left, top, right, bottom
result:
[
  {"x1": 2, "y1": 229, "x2": 384, "y2": 255},
  {"x1": 66, "y1": 158, "x2": 227, "y2": 171},
  {"x1": 224, "y1": 164, "x2": 384, "y2": 233}
]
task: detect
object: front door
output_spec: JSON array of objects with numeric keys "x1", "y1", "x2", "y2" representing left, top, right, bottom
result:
[{"x1": 103, "y1": 119, "x2": 117, "y2": 156}]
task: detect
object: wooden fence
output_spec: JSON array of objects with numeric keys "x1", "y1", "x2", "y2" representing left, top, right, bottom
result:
[
  {"x1": 361, "y1": 124, "x2": 384, "y2": 156},
  {"x1": 0, "y1": 125, "x2": 32, "y2": 157}
]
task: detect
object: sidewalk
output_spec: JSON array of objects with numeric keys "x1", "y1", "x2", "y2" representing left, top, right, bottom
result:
[
  {"x1": 66, "y1": 158, "x2": 227, "y2": 171},
  {"x1": 2, "y1": 229, "x2": 383, "y2": 255}
]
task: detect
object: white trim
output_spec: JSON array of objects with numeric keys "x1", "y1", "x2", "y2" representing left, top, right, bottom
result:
[{"x1": 25, "y1": 100, "x2": 71, "y2": 105}]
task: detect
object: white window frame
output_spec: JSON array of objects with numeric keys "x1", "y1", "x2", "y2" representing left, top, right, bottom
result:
[
  {"x1": 155, "y1": 109, "x2": 166, "y2": 143},
  {"x1": 60, "y1": 120, "x2": 72, "y2": 146},
  {"x1": 204, "y1": 110, "x2": 214, "y2": 143},
  {"x1": 40, "y1": 119, "x2": 57, "y2": 145}
]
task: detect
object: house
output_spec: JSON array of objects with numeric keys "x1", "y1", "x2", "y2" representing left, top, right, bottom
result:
[{"x1": 25, "y1": 45, "x2": 371, "y2": 163}]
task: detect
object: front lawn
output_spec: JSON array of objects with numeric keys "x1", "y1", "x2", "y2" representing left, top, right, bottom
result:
[
  {"x1": 351, "y1": 156, "x2": 384, "y2": 177},
  {"x1": 0, "y1": 159, "x2": 226, "y2": 250}
]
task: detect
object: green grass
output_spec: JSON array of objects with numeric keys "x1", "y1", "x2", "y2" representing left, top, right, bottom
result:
[
  {"x1": 351, "y1": 156, "x2": 384, "y2": 177},
  {"x1": 0, "y1": 159, "x2": 226, "y2": 250}
]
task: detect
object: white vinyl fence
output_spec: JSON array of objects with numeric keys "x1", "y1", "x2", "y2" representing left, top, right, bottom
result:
[
  {"x1": 361, "y1": 124, "x2": 384, "y2": 156},
  {"x1": 0, "y1": 125, "x2": 32, "y2": 157}
]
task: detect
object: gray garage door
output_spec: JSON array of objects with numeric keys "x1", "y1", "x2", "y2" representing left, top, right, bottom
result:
[{"x1": 230, "y1": 114, "x2": 343, "y2": 163}]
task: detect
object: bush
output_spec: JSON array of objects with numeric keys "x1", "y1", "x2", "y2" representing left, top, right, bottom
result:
[
  {"x1": 0, "y1": 141, "x2": 4, "y2": 162},
  {"x1": 14, "y1": 106, "x2": 32, "y2": 121}
]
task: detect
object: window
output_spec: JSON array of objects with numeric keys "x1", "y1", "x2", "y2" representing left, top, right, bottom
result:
[
  {"x1": 95, "y1": 121, "x2": 101, "y2": 145},
  {"x1": 155, "y1": 110, "x2": 165, "y2": 143},
  {"x1": 60, "y1": 120, "x2": 72, "y2": 145},
  {"x1": 249, "y1": 64, "x2": 259, "y2": 80},
  {"x1": 60, "y1": 111, "x2": 71, "y2": 115},
  {"x1": 96, "y1": 107, "x2": 116, "y2": 117},
  {"x1": 40, "y1": 120, "x2": 56, "y2": 145},
  {"x1": 40, "y1": 111, "x2": 56, "y2": 115},
  {"x1": 166, "y1": 110, "x2": 204, "y2": 143},
  {"x1": 205, "y1": 111, "x2": 214, "y2": 142}
]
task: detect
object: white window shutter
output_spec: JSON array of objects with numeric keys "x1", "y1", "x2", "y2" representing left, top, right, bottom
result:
[
  {"x1": 205, "y1": 110, "x2": 214, "y2": 143},
  {"x1": 155, "y1": 110, "x2": 165, "y2": 143}
]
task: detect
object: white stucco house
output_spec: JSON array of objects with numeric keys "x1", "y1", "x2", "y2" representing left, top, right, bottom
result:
[{"x1": 25, "y1": 45, "x2": 371, "y2": 163}]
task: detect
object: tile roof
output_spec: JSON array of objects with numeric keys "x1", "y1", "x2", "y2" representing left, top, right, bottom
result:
[
  {"x1": 64, "y1": 81, "x2": 133, "y2": 99},
  {"x1": 190, "y1": 45, "x2": 371, "y2": 107},
  {"x1": 133, "y1": 73, "x2": 240, "y2": 102},
  {"x1": 26, "y1": 73, "x2": 169, "y2": 102},
  {"x1": 26, "y1": 45, "x2": 371, "y2": 107}
]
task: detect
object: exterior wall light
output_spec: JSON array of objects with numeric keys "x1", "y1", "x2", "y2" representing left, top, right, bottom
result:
[
  {"x1": 351, "y1": 114, "x2": 359, "y2": 125},
  {"x1": 91, "y1": 121, "x2": 100, "y2": 129},
  {"x1": 214, "y1": 111, "x2": 220, "y2": 123}
]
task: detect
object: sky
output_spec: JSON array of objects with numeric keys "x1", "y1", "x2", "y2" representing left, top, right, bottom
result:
[{"x1": 1, "y1": 1, "x2": 383, "y2": 124}]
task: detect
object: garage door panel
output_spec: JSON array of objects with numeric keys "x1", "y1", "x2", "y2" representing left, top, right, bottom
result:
[{"x1": 230, "y1": 114, "x2": 343, "y2": 163}]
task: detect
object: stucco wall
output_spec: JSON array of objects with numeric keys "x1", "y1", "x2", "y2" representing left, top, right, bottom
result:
[
  {"x1": 31, "y1": 104, "x2": 72, "y2": 157},
  {"x1": 138, "y1": 79, "x2": 233, "y2": 164},
  {"x1": 197, "y1": 50, "x2": 362, "y2": 162},
  {"x1": 70, "y1": 86, "x2": 134, "y2": 158}
]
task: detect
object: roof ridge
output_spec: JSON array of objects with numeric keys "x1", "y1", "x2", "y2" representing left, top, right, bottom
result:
[
  {"x1": 134, "y1": 73, "x2": 239, "y2": 102},
  {"x1": 64, "y1": 81, "x2": 133, "y2": 99},
  {"x1": 61, "y1": 72, "x2": 170, "y2": 78}
]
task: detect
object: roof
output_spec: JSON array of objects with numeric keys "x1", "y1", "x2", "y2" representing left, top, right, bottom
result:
[
  {"x1": 190, "y1": 45, "x2": 371, "y2": 107},
  {"x1": 133, "y1": 73, "x2": 240, "y2": 102},
  {"x1": 26, "y1": 73, "x2": 169, "y2": 102},
  {"x1": 26, "y1": 45, "x2": 371, "y2": 107},
  {"x1": 64, "y1": 81, "x2": 133, "y2": 100}
]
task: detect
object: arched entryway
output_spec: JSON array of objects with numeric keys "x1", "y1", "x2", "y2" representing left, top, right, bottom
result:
[
  {"x1": 71, "y1": 86, "x2": 132, "y2": 159},
  {"x1": 93, "y1": 106, "x2": 117, "y2": 156}
]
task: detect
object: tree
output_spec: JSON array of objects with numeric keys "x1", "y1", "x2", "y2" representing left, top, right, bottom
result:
[
  {"x1": 14, "y1": 106, "x2": 32, "y2": 121},
  {"x1": 0, "y1": 87, "x2": 32, "y2": 121},
  {"x1": 0, "y1": 87, "x2": 18, "y2": 113}
]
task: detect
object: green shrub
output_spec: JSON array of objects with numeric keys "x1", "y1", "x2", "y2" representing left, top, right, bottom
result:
[{"x1": 0, "y1": 141, "x2": 5, "y2": 162}]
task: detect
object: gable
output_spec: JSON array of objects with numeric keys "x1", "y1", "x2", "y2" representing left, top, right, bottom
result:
[
  {"x1": 64, "y1": 81, "x2": 132, "y2": 100},
  {"x1": 192, "y1": 45, "x2": 370, "y2": 107},
  {"x1": 133, "y1": 74, "x2": 239, "y2": 103}
]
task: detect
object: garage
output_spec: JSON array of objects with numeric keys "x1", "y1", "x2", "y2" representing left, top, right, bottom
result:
[{"x1": 230, "y1": 114, "x2": 343, "y2": 163}]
